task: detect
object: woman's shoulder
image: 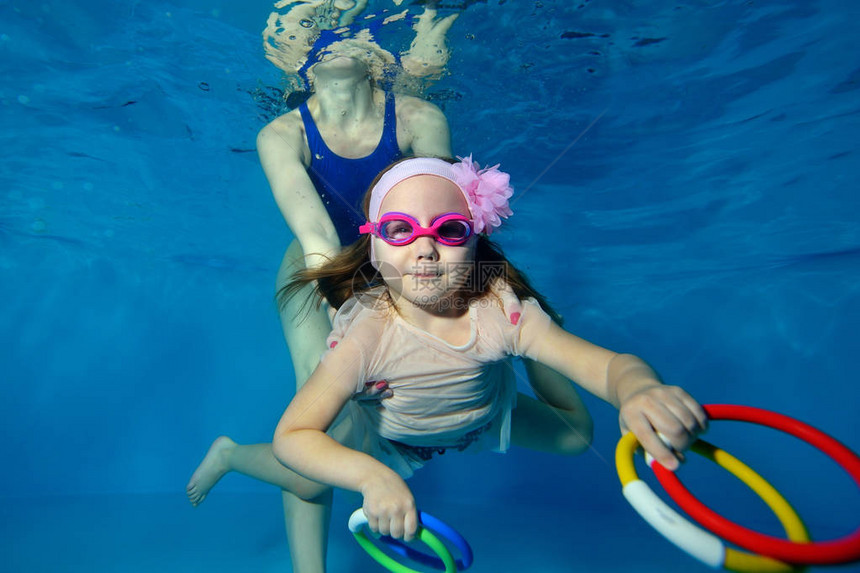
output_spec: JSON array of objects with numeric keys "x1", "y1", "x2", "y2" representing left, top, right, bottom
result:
[
  {"x1": 257, "y1": 109, "x2": 308, "y2": 165},
  {"x1": 257, "y1": 108, "x2": 304, "y2": 144},
  {"x1": 392, "y1": 93, "x2": 445, "y2": 124}
]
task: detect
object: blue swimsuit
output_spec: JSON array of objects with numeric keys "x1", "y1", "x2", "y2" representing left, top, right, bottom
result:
[{"x1": 299, "y1": 92, "x2": 403, "y2": 245}]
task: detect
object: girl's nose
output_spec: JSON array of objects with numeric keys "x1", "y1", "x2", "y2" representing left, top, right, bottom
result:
[{"x1": 412, "y1": 235, "x2": 439, "y2": 261}]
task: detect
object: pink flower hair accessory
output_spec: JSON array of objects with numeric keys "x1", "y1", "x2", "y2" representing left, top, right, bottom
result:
[{"x1": 450, "y1": 155, "x2": 514, "y2": 235}]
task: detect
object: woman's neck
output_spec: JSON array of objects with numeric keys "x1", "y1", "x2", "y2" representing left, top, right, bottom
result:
[{"x1": 311, "y1": 77, "x2": 377, "y2": 125}]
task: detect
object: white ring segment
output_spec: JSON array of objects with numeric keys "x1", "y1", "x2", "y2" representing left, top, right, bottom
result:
[
  {"x1": 349, "y1": 508, "x2": 369, "y2": 533},
  {"x1": 623, "y1": 479, "x2": 726, "y2": 568}
]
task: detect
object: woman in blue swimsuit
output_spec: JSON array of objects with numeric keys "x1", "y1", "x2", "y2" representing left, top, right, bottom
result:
[
  {"x1": 187, "y1": 3, "x2": 590, "y2": 572},
  {"x1": 261, "y1": 46, "x2": 459, "y2": 573}
]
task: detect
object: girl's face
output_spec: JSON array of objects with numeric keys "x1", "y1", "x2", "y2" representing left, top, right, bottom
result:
[{"x1": 374, "y1": 175, "x2": 476, "y2": 312}]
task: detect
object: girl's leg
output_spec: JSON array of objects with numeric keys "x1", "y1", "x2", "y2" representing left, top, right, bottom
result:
[{"x1": 511, "y1": 359, "x2": 594, "y2": 455}]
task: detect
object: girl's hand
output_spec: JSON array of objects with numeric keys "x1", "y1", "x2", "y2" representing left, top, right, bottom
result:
[
  {"x1": 360, "y1": 471, "x2": 418, "y2": 541},
  {"x1": 618, "y1": 385, "x2": 708, "y2": 471},
  {"x1": 354, "y1": 380, "x2": 394, "y2": 402}
]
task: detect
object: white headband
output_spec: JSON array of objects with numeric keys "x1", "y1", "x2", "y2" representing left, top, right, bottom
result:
[{"x1": 367, "y1": 158, "x2": 468, "y2": 222}]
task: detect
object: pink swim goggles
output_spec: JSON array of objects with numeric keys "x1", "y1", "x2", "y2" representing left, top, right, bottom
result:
[{"x1": 359, "y1": 212, "x2": 474, "y2": 246}]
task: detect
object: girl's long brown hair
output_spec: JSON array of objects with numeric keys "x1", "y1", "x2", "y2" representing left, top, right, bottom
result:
[{"x1": 278, "y1": 158, "x2": 563, "y2": 325}]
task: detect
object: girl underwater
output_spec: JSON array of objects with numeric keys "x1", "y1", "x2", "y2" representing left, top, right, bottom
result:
[
  {"x1": 188, "y1": 7, "x2": 463, "y2": 571},
  {"x1": 188, "y1": 9, "x2": 592, "y2": 573},
  {"x1": 272, "y1": 156, "x2": 708, "y2": 544}
]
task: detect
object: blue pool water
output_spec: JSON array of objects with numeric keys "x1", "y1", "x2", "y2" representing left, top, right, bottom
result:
[{"x1": 2, "y1": 0, "x2": 859, "y2": 571}]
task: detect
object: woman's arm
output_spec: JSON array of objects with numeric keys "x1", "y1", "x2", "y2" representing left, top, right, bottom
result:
[
  {"x1": 401, "y1": 8, "x2": 459, "y2": 79},
  {"x1": 257, "y1": 115, "x2": 341, "y2": 270},
  {"x1": 273, "y1": 338, "x2": 419, "y2": 541},
  {"x1": 263, "y1": 2, "x2": 327, "y2": 80},
  {"x1": 523, "y1": 318, "x2": 708, "y2": 470},
  {"x1": 338, "y1": 0, "x2": 369, "y2": 25}
]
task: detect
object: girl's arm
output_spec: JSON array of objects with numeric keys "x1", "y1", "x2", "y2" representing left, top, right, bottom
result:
[
  {"x1": 524, "y1": 318, "x2": 708, "y2": 470},
  {"x1": 272, "y1": 339, "x2": 419, "y2": 541}
]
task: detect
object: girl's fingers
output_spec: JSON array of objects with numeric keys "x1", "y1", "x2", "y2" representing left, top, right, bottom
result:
[
  {"x1": 375, "y1": 513, "x2": 392, "y2": 537},
  {"x1": 655, "y1": 408, "x2": 696, "y2": 450},
  {"x1": 624, "y1": 411, "x2": 680, "y2": 471},
  {"x1": 659, "y1": 408, "x2": 699, "y2": 453},
  {"x1": 620, "y1": 386, "x2": 708, "y2": 471},
  {"x1": 404, "y1": 509, "x2": 419, "y2": 543},
  {"x1": 388, "y1": 509, "x2": 418, "y2": 542},
  {"x1": 368, "y1": 511, "x2": 415, "y2": 541},
  {"x1": 634, "y1": 405, "x2": 703, "y2": 466},
  {"x1": 682, "y1": 393, "x2": 709, "y2": 432},
  {"x1": 363, "y1": 503, "x2": 415, "y2": 540},
  {"x1": 388, "y1": 515, "x2": 403, "y2": 540},
  {"x1": 366, "y1": 514, "x2": 379, "y2": 536},
  {"x1": 659, "y1": 390, "x2": 708, "y2": 444}
]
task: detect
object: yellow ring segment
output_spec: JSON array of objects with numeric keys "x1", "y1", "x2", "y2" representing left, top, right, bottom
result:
[{"x1": 616, "y1": 433, "x2": 810, "y2": 572}]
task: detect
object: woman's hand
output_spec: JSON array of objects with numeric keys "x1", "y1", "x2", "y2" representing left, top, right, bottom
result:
[
  {"x1": 353, "y1": 380, "x2": 394, "y2": 402},
  {"x1": 488, "y1": 276, "x2": 524, "y2": 325},
  {"x1": 618, "y1": 385, "x2": 708, "y2": 471},
  {"x1": 401, "y1": 8, "x2": 459, "y2": 78},
  {"x1": 360, "y1": 471, "x2": 418, "y2": 541}
]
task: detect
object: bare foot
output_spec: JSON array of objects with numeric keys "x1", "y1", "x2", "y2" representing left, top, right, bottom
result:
[{"x1": 186, "y1": 436, "x2": 235, "y2": 507}]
